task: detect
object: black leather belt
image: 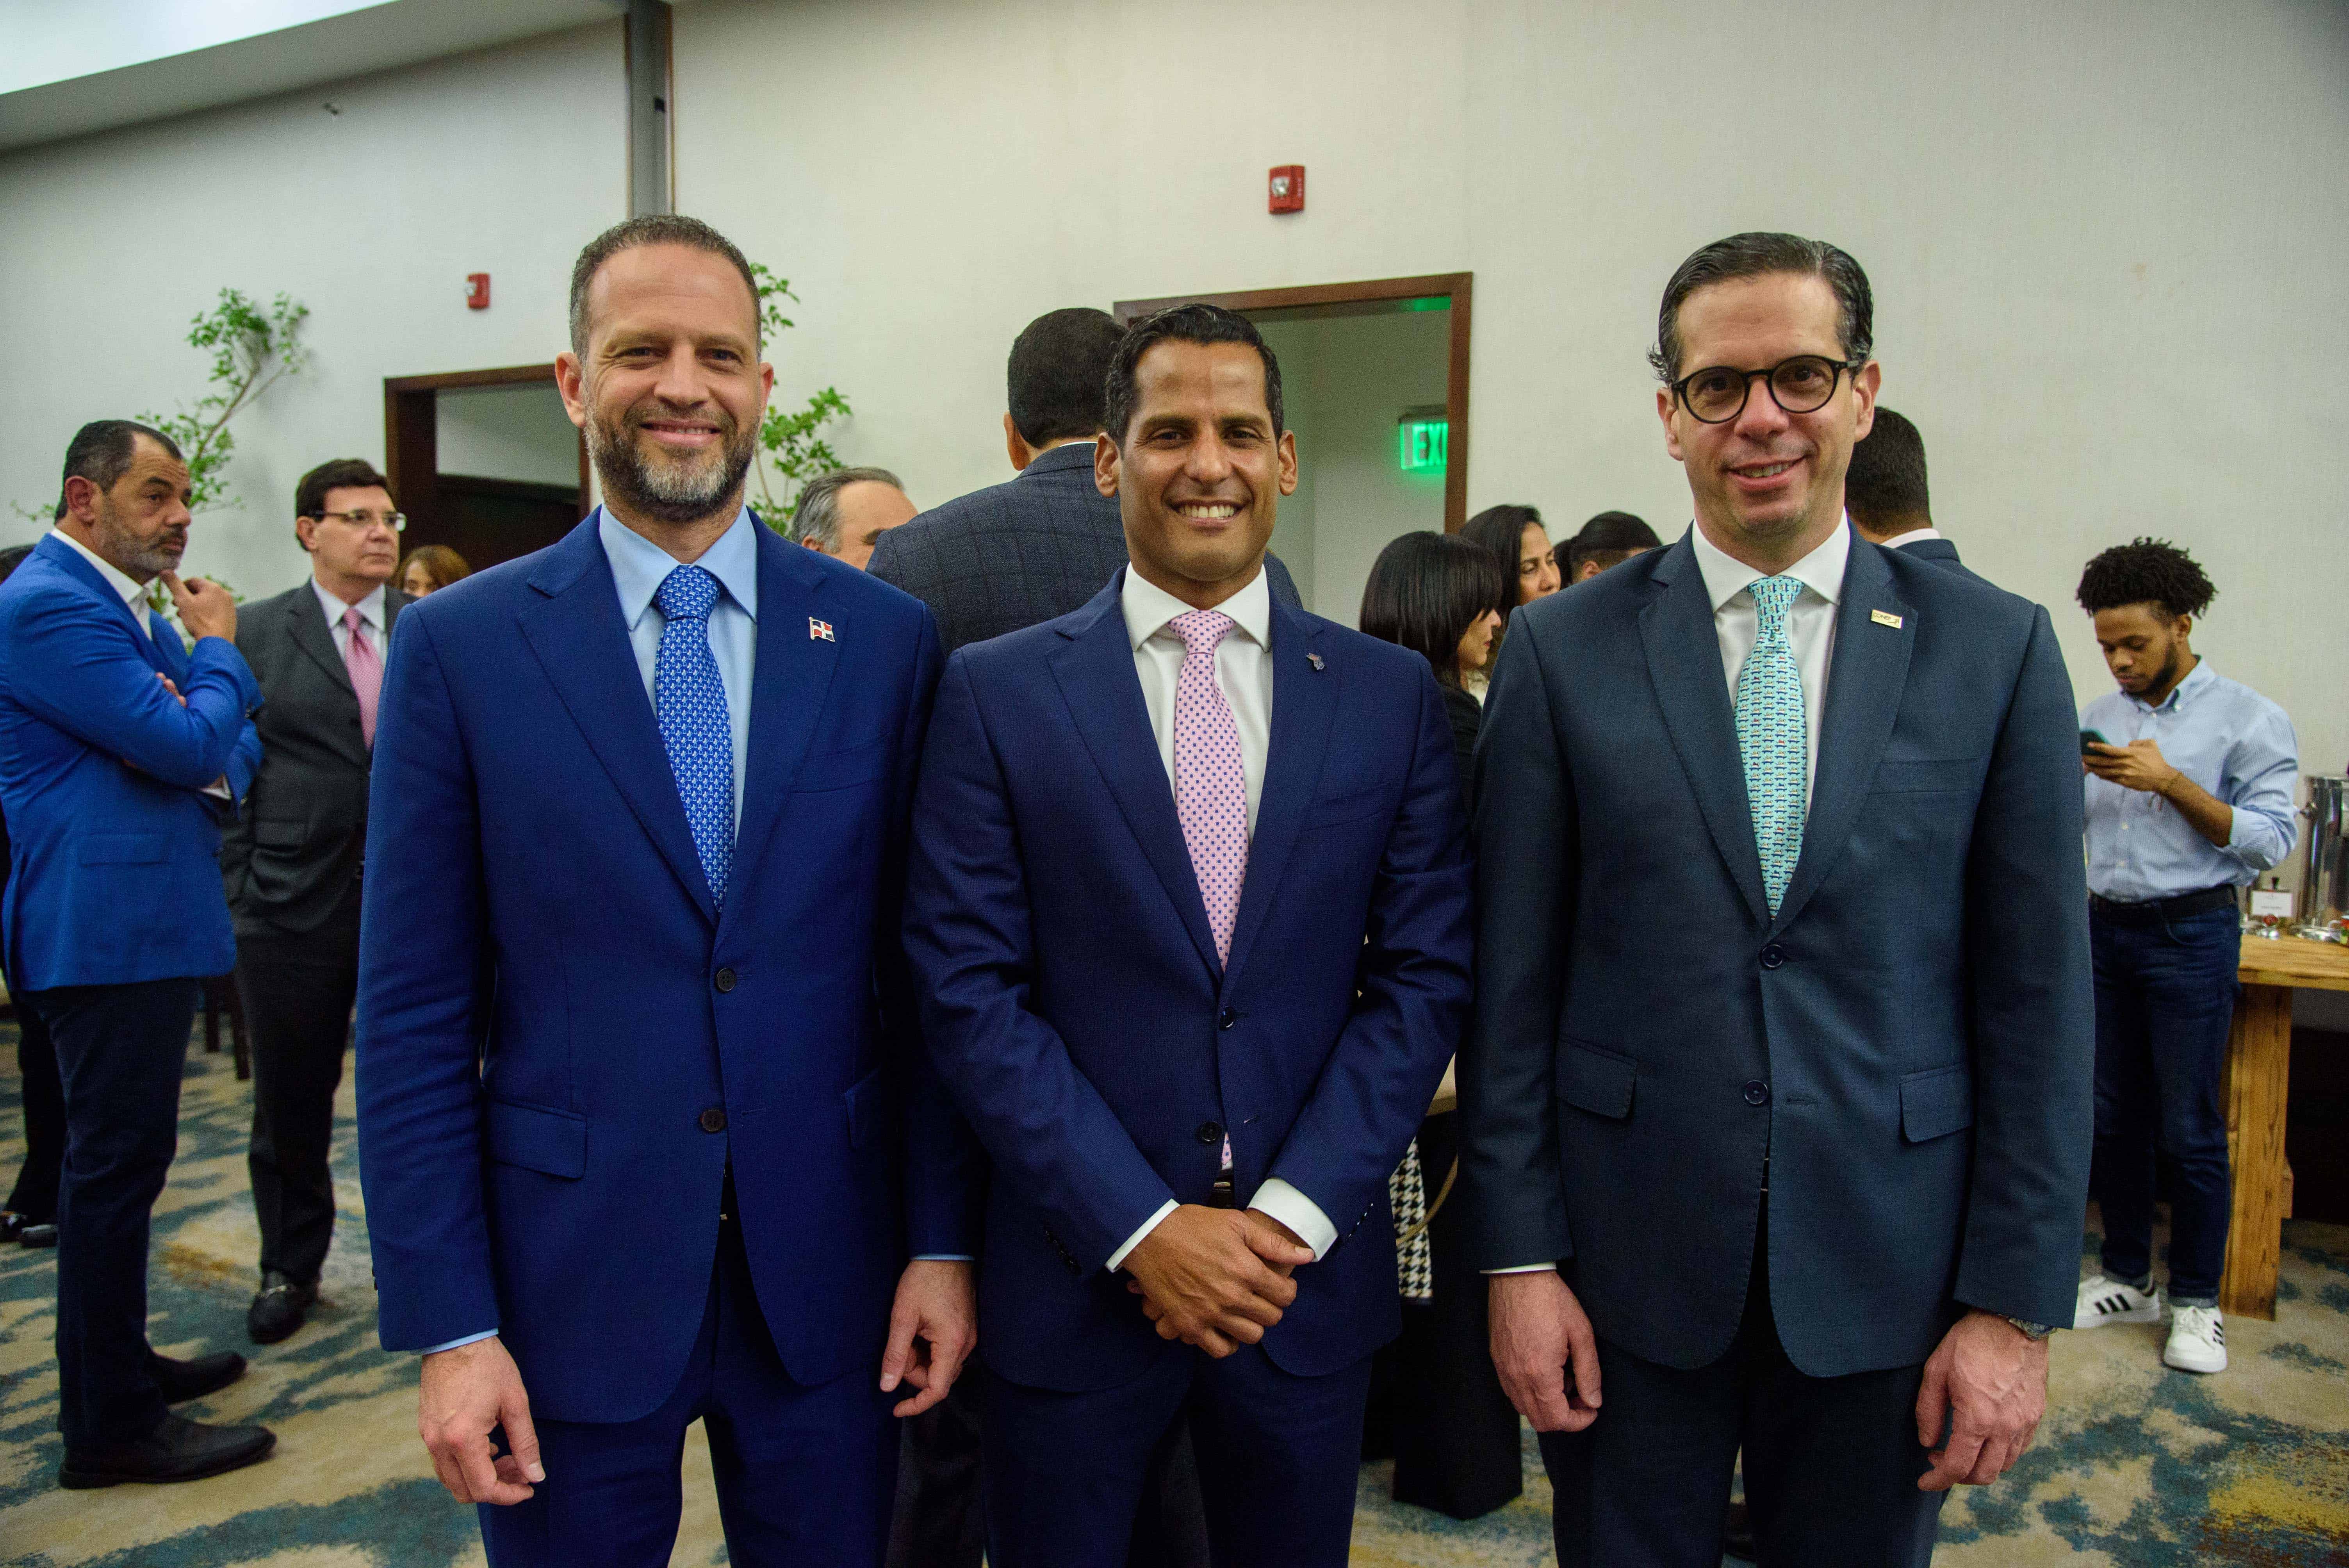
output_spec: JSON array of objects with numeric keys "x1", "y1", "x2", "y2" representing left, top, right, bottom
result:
[{"x1": 2089, "y1": 885, "x2": 2238, "y2": 926}]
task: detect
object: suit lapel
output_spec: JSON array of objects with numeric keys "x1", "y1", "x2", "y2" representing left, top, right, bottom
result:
[
  {"x1": 1221, "y1": 599, "x2": 1335, "y2": 990},
  {"x1": 1048, "y1": 577, "x2": 1223, "y2": 980},
  {"x1": 288, "y1": 584, "x2": 358, "y2": 697},
  {"x1": 1638, "y1": 540, "x2": 1770, "y2": 926},
  {"x1": 37, "y1": 536, "x2": 168, "y2": 670},
  {"x1": 724, "y1": 524, "x2": 838, "y2": 927},
  {"x1": 1768, "y1": 542, "x2": 1914, "y2": 935},
  {"x1": 517, "y1": 519, "x2": 718, "y2": 925}
]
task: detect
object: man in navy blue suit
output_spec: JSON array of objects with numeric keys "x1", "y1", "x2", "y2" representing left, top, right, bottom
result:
[
  {"x1": 0, "y1": 420, "x2": 271, "y2": 1487},
  {"x1": 356, "y1": 216, "x2": 979, "y2": 1567},
  {"x1": 904, "y1": 304, "x2": 1474, "y2": 1568},
  {"x1": 1464, "y1": 234, "x2": 2092, "y2": 1567}
]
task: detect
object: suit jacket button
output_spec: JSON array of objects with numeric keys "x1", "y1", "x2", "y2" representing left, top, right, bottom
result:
[
  {"x1": 1196, "y1": 1121, "x2": 1224, "y2": 1145},
  {"x1": 699, "y1": 1107, "x2": 727, "y2": 1133},
  {"x1": 714, "y1": 967, "x2": 738, "y2": 992},
  {"x1": 1217, "y1": 1008, "x2": 1238, "y2": 1030},
  {"x1": 1742, "y1": 1080, "x2": 1770, "y2": 1107},
  {"x1": 1759, "y1": 944, "x2": 1785, "y2": 970}
]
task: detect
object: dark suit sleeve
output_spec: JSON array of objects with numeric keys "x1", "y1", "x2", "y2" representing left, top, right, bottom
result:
[
  {"x1": 1264, "y1": 663, "x2": 1473, "y2": 1242},
  {"x1": 904, "y1": 653, "x2": 1176, "y2": 1272},
  {"x1": 4, "y1": 594, "x2": 257, "y2": 790},
  {"x1": 1955, "y1": 605, "x2": 2094, "y2": 1326},
  {"x1": 1458, "y1": 618, "x2": 1577, "y2": 1270},
  {"x1": 354, "y1": 608, "x2": 500, "y2": 1351}
]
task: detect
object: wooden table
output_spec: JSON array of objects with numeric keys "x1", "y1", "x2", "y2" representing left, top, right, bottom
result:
[{"x1": 2220, "y1": 932, "x2": 2349, "y2": 1319}]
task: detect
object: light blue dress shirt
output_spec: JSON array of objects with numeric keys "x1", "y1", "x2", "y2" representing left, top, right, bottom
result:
[{"x1": 2082, "y1": 660, "x2": 2299, "y2": 902}]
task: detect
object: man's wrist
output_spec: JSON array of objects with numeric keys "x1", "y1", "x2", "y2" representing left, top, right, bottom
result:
[{"x1": 2000, "y1": 1315, "x2": 2056, "y2": 1342}]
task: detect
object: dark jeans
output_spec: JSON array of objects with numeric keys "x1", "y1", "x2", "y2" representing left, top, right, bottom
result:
[
  {"x1": 28, "y1": 977, "x2": 201, "y2": 1447},
  {"x1": 236, "y1": 899, "x2": 360, "y2": 1284},
  {"x1": 2089, "y1": 904, "x2": 2240, "y2": 1306},
  {"x1": 5, "y1": 980, "x2": 66, "y2": 1222}
]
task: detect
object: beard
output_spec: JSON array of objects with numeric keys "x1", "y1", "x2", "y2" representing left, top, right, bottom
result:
[
  {"x1": 587, "y1": 394, "x2": 757, "y2": 526},
  {"x1": 91, "y1": 498, "x2": 185, "y2": 580}
]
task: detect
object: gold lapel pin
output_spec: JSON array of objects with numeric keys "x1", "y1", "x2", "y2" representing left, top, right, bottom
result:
[{"x1": 1870, "y1": 609, "x2": 1903, "y2": 629}]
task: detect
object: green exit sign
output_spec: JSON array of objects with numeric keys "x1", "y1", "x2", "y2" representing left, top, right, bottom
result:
[{"x1": 1397, "y1": 413, "x2": 1448, "y2": 474}]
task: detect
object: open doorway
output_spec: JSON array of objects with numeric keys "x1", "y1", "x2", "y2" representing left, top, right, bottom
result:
[
  {"x1": 382, "y1": 364, "x2": 590, "y2": 574},
  {"x1": 1114, "y1": 273, "x2": 1470, "y2": 623}
]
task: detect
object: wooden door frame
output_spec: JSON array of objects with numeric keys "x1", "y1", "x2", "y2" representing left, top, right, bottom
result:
[
  {"x1": 1112, "y1": 273, "x2": 1473, "y2": 531},
  {"x1": 381, "y1": 363, "x2": 592, "y2": 535}
]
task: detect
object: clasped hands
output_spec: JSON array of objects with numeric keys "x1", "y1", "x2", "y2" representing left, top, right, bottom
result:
[{"x1": 1122, "y1": 1204, "x2": 1317, "y2": 1357}]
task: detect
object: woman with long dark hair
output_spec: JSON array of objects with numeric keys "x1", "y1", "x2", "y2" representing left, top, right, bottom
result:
[{"x1": 1360, "y1": 531, "x2": 1506, "y2": 778}]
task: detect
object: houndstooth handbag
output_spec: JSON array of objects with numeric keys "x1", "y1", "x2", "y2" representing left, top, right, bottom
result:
[{"x1": 1389, "y1": 1140, "x2": 1434, "y2": 1301}]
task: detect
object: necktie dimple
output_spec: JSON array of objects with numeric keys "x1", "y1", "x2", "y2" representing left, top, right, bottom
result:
[
  {"x1": 1169, "y1": 609, "x2": 1249, "y2": 968},
  {"x1": 1736, "y1": 575, "x2": 1808, "y2": 915},
  {"x1": 655, "y1": 565, "x2": 734, "y2": 912},
  {"x1": 340, "y1": 606, "x2": 382, "y2": 748}
]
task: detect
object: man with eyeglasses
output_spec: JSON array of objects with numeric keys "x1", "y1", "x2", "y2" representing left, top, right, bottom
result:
[
  {"x1": 1463, "y1": 232, "x2": 2091, "y2": 1566},
  {"x1": 221, "y1": 458, "x2": 410, "y2": 1344}
]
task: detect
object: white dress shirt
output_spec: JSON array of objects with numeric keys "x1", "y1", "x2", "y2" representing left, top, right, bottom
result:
[
  {"x1": 1105, "y1": 565, "x2": 1337, "y2": 1269},
  {"x1": 312, "y1": 579, "x2": 388, "y2": 661},
  {"x1": 1887, "y1": 527, "x2": 1944, "y2": 548}
]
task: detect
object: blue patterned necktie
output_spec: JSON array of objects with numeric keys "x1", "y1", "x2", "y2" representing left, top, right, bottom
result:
[
  {"x1": 654, "y1": 564, "x2": 734, "y2": 912},
  {"x1": 1735, "y1": 575, "x2": 1808, "y2": 915}
]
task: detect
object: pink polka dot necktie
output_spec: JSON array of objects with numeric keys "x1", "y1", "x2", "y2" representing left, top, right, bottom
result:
[
  {"x1": 340, "y1": 606, "x2": 381, "y2": 748},
  {"x1": 1170, "y1": 609, "x2": 1249, "y2": 968}
]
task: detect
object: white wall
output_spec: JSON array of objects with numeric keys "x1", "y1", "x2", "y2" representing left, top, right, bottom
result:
[
  {"x1": 0, "y1": 21, "x2": 625, "y2": 599},
  {"x1": 672, "y1": 0, "x2": 2349, "y2": 823},
  {"x1": 437, "y1": 383, "x2": 580, "y2": 488}
]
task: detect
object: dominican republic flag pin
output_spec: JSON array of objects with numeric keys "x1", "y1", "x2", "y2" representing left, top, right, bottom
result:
[
  {"x1": 809, "y1": 618, "x2": 835, "y2": 641},
  {"x1": 1307, "y1": 652, "x2": 1325, "y2": 671}
]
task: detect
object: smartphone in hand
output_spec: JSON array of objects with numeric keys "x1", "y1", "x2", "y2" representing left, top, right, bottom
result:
[{"x1": 2079, "y1": 729, "x2": 2112, "y2": 755}]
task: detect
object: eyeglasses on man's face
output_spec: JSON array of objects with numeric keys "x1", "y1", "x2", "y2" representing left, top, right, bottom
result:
[
  {"x1": 1670, "y1": 355, "x2": 1861, "y2": 425},
  {"x1": 313, "y1": 509, "x2": 407, "y2": 533}
]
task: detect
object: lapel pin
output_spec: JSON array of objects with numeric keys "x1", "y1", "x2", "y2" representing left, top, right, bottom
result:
[
  {"x1": 1307, "y1": 652, "x2": 1325, "y2": 671},
  {"x1": 809, "y1": 617, "x2": 835, "y2": 642},
  {"x1": 1870, "y1": 609, "x2": 1903, "y2": 629}
]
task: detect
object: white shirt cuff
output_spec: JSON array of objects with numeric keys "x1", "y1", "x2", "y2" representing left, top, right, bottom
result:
[
  {"x1": 420, "y1": 1329, "x2": 499, "y2": 1354},
  {"x1": 202, "y1": 779, "x2": 232, "y2": 802},
  {"x1": 1248, "y1": 1178, "x2": 1336, "y2": 1261},
  {"x1": 1107, "y1": 1200, "x2": 1179, "y2": 1272},
  {"x1": 911, "y1": 1254, "x2": 975, "y2": 1263},
  {"x1": 1482, "y1": 1263, "x2": 1559, "y2": 1275}
]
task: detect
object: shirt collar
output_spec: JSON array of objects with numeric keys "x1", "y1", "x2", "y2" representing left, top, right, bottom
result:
[
  {"x1": 2133, "y1": 657, "x2": 2217, "y2": 714},
  {"x1": 1121, "y1": 562, "x2": 1273, "y2": 654},
  {"x1": 48, "y1": 527, "x2": 151, "y2": 619},
  {"x1": 312, "y1": 577, "x2": 388, "y2": 629},
  {"x1": 1690, "y1": 515, "x2": 1851, "y2": 613},
  {"x1": 598, "y1": 506, "x2": 761, "y2": 629},
  {"x1": 1887, "y1": 527, "x2": 1944, "y2": 547}
]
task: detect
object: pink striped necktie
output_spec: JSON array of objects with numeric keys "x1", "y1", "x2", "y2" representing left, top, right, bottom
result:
[
  {"x1": 1170, "y1": 609, "x2": 1249, "y2": 967},
  {"x1": 341, "y1": 606, "x2": 382, "y2": 748}
]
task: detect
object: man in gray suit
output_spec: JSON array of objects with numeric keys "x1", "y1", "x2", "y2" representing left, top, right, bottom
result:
[{"x1": 222, "y1": 458, "x2": 408, "y2": 1345}]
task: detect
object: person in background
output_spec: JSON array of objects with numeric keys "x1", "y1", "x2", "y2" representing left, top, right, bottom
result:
[
  {"x1": 0, "y1": 543, "x2": 64, "y2": 1251},
  {"x1": 2073, "y1": 538, "x2": 2296, "y2": 1375},
  {"x1": 221, "y1": 459, "x2": 410, "y2": 1345},
  {"x1": 1354, "y1": 530, "x2": 1521, "y2": 1522},
  {"x1": 793, "y1": 466, "x2": 918, "y2": 571},
  {"x1": 398, "y1": 545, "x2": 471, "y2": 599},
  {"x1": 1843, "y1": 408, "x2": 1981, "y2": 579},
  {"x1": 0, "y1": 419, "x2": 272, "y2": 1487},
  {"x1": 1559, "y1": 511, "x2": 1662, "y2": 584},
  {"x1": 1461, "y1": 503, "x2": 1561, "y2": 610}
]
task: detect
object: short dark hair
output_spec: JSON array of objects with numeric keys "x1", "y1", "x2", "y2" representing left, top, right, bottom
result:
[
  {"x1": 569, "y1": 214, "x2": 760, "y2": 357},
  {"x1": 57, "y1": 419, "x2": 181, "y2": 519},
  {"x1": 2077, "y1": 537, "x2": 2216, "y2": 622},
  {"x1": 1844, "y1": 408, "x2": 1929, "y2": 530},
  {"x1": 1009, "y1": 309, "x2": 1128, "y2": 446},
  {"x1": 1103, "y1": 304, "x2": 1283, "y2": 445},
  {"x1": 1359, "y1": 531, "x2": 1508, "y2": 688},
  {"x1": 791, "y1": 465, "x2": 906, "y2": 552},
  {"x1": 296, "y1": 458, "x2": 393, "y2": 519},
  {"x1": 1564, "y1": 510, "x2": 1662, "y2": 578},
  {"x1": 1649, "y1": 232, "x2": 1874, "y2": 385}
]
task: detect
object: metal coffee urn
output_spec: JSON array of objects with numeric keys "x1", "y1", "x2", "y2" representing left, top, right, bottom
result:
[{"x1": 2297, "y1": 775, "x2": 2349, "y2": 942}]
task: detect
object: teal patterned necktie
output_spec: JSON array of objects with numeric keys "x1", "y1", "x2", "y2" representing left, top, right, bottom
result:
[{"x1": 1736, "y1": 576, "x2": 1808, "y2": 914}]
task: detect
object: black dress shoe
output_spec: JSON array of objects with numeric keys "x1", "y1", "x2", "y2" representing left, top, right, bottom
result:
[
  {"x1": 0, "y1": 1210, "x2": 29, "y2": 1242},
  {"x1": 151, "y1": 1350, "x2": 248, "y2": 1404},
  {"x1": 18, "y1": 1222, "x2": 57, "y2": 1248},
  {"x1": 58, "y1": 1412, "x2": 275, "y2": 1488},
  {"x1": 246, "y1": 1272, "x2": 317, "y2": 1345},
  {"x1": 1723, "y1": 1498, "x2": 1757, "y2": 1562}
]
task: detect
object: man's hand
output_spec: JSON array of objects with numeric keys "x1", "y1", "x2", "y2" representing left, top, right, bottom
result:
[
  {"x1": 163, "y1": 571, "x2": 237, "y2": 644},
  {"x1": 880, "y1": 1259, "x2": 977, "y2": 1417},
  {"x1": 2083, "y1": 738, "x2": 2176, "y2": 795},
  {"x1": 1488, "y1": 1269, "x2": 1602, "y2": 1432},
  {"x1": 418, "y1": 1336, "x2": 542, "y2": 1506},
  {"x1": 1915, "y1": 1310, "x2": 2048, "y2": 1491},
  {"x1": 157, "y1": 673, "x2": 186, "y2": 706},
  {"x1": 1123, "y1": 1205, "x2": 1313, "y2": 1358}
]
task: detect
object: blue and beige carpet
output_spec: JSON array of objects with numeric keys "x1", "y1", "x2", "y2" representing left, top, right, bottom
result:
[{"x1": 1, "y1": 1028, "x2": 2344, "y2": 1565}]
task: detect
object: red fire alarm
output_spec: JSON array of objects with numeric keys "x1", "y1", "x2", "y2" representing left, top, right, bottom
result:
[
  {"x1": 1268, "y1": 165, "x2": 1305, "y2": 214},
  {"x1": 465, "y1": 272, "x2": 491, "y2": 310}
]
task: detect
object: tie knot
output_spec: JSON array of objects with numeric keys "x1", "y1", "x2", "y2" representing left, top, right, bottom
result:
[
  {"x1": 1169, "y1": 608, "x2": 1237, "y2": 655},
  {"x1": 657, "y1": 564, "x2": 721, "y2": 622},
  {"x1": 341, "y1": 606, "x2": 364, "y2": 633},
  {"x1": 1748, "y1": 574, "x2": 1803, "y2": 630}
]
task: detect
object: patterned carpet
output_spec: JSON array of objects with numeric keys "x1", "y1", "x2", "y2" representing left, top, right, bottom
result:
[{"x1": 0, "y1": 1024, "x2": 2344, "y2": 1566}]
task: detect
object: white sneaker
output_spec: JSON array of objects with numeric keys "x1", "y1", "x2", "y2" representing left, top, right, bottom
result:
[
  {"x1": 2074, "y1": 1273, "x2": 2163, "y2": 1329},
  {"x1": 2164, "y1": 1305, "x2": 2227, "y2": 1373}
]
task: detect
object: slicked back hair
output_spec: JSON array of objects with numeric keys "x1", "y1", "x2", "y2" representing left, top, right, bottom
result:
[
  {"x1": 2076, "y1": 537, "x2": 2217, "y2": 623},
  {"x1": 1103, "y1": 304, "x2": 1283, "y2": 446},
  {"x1": 1009, "y1": 308, "x2": 1128, "y2": 446},
  {"x1": 1649, "y1": 232, "x2": 1873, "y2": 385},
  {"x1": 792, "y1": 466, "x2": 907, "y2": 552},
  {"x1": 1843, "y1": 407, "x2": 1930, "y2": 530},
  {"x1": 296, "y1": 458, "x2": 393, "y2": 519},
  {"x1": 57, "y1": 419, "x2": 182, "y2": 520},
  {"x1": 569, "y1": 214, "x2": 761, "y2": 358}
]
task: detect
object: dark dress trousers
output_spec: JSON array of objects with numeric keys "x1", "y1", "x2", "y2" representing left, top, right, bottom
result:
[
  {"x1": 0, "y1": 801, "x2": 66, "y2": 1226},
  {"x1": 1461, "y1": 530, "x2": 2092, "y2": 1566},
  {"x1": 221, "y1": 581, "x2": 406, "y2": 1285}
]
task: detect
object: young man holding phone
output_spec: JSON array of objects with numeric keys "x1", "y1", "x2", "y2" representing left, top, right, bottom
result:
[{"x1": 2073, "y1": 538, "x2": 2297, "y2": 1374}]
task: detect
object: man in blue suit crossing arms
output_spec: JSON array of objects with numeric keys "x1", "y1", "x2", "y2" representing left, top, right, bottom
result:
[
  {"x1": 904, "y1": 305, "x2": 1474, "y2": 1566},
  {"x1": 0, "y1": 421, "x2": 270, "y2": 1486},
  {"x1": 357, "y1": 216, "x2": 978, "y2": 1567}
]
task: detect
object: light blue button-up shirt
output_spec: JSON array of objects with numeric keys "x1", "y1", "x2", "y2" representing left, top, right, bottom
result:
[{"x1": 2082, "y1": 660, "x2": 2298, "y2": 902}]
